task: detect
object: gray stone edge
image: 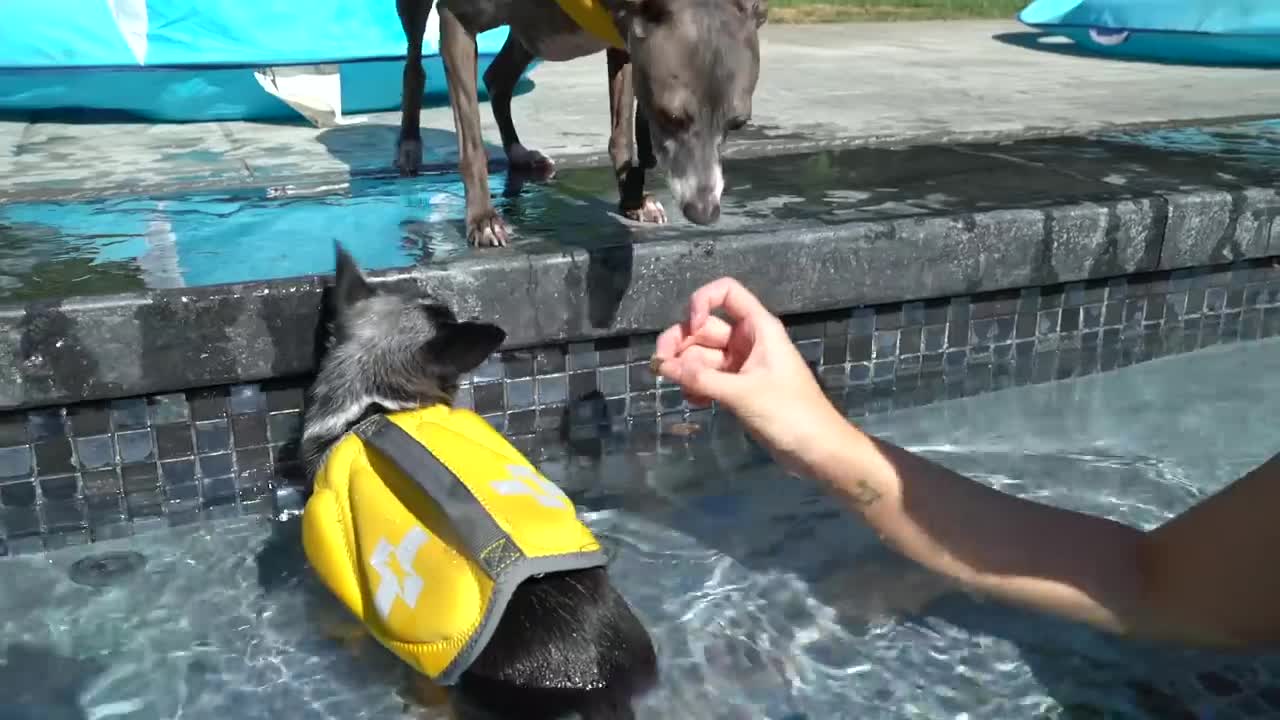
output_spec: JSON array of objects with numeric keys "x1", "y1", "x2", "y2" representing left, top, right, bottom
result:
[{"x1": 2, "y1": 187, "x2": 1277, "y2": 411}]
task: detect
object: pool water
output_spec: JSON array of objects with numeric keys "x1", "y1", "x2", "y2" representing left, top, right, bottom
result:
[
  {"x1": 3, "y1": 337, "x2": 1279, "y2": 720},
  {"x1": 7, "y1": 118, "x2": 1280, "y2": 305}
]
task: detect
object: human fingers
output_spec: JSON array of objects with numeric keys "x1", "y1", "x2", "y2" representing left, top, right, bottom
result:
[
  {"x1": 680, "y1": 358, "x2": 749, "y2": 408},
  {"x1": 654, "y1": 323, "x2": 689, "y2": 359},
  {"x1": 652, "y1": 345, "x2": 729, "y2": 385},
  {"x1": 683, "y1": 314, "x2": 734, "y2": 351},
  {"x1": 679, "y1": 344, "x2": 731, "y2": 372},
  {"x1": 686, "y1": 277, "x2": 774, "y2": 333},
  {"x1": 652, "y1": 316, "x2": 735, "y2": 378}
]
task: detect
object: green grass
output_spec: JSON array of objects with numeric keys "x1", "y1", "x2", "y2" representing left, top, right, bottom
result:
[{"x1": 767, "y1": 0, "x2": 1026, "y2": 23}]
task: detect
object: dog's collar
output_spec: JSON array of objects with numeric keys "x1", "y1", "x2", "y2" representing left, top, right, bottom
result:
[{"x1": 555, "y1": 0, "x2": 626, "y2": 48}]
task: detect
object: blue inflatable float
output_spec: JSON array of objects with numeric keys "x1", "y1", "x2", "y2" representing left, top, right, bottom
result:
[
  {"x1": 1019, "y1": 0, "x2": 1280, "y2": 66},
  {"x1": 0, "y1": 1, "x2": 523, "y2": 122}
]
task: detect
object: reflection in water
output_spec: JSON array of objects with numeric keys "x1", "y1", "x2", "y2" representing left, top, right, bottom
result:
[
  {"x1": 0, "y1": 221, "x2": 148, "y2": 301},
  {"x1": 0, "y1": 166, "x2": 658, "y2": 301},
  {"x1": 0, "y1": 178, "x2": 466, "y2": 295},
  {"x1": 1099, "y1": 118, "x2": 1280, "y2": 165},
  {"x1": 0, "y1": 643, "x2": 116, "y2": 720}
]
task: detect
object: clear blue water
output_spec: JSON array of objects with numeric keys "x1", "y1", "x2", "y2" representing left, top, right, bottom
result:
[{"x1": 2, "y1": 337, "x2": 1279, "y2": 719}]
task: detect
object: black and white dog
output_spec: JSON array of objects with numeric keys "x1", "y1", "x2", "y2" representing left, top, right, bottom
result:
[{"x1": 299, "y1": 246, "x2": 658, "y2": 719}]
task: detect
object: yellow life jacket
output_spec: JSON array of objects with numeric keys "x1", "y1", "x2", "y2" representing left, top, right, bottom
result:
[
  {"x1": 302, "y1": 406, "x2": 607, "y2": 685},
  {"x1": 554, "y1": 0, "x2": 626, "y2": 49}
]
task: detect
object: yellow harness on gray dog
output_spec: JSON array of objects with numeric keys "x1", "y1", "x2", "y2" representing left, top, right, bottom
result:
[
  {"x1": 302, "y1": 406, "x2": 607, "y2": 685},
  {"x1": 555, "y1": 0, "x2": 626, "y2": 48}
]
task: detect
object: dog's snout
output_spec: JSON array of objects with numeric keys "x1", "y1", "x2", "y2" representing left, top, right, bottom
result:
[
  {"x1": 682, "y1": 196, "x2": 721, "y2": 225},
  {"x1": 666, "y1": 156, "x2": 725, "y2": 225}
]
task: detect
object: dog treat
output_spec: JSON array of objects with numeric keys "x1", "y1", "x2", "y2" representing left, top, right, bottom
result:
[{"x1": 649, "y1": 355, "x2": 665, "y2": 377}]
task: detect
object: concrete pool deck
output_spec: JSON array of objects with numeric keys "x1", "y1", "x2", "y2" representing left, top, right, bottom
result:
[{"x1": 2, "y1": 20, "x2": 1280, "y2": 201}]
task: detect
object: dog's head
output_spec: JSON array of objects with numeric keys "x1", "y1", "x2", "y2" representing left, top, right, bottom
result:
[
  {"x1": 300, "y1": 245, "x2": 506, "y2": 472},
  {"x1": 620, "y1": 0, "x2": 766, "y2": 226}
]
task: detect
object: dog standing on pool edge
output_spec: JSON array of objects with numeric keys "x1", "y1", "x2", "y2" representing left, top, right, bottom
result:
[
  {"x1": 395, "y1": 0, "x2": 767, "y2": 246},
  {"x1": 298, "y1": 246, "x2": 658, "y2": 719}
]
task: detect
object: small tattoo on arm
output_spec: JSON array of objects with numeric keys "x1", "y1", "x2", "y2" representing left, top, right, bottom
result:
[{"x1": 838, "y1": 479, "x2": 882, "y2": 510}]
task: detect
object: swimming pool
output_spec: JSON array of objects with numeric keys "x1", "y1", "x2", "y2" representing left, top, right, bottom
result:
[{"x1": 2, "y1": 336, "x2": 1278, "y2": 719}]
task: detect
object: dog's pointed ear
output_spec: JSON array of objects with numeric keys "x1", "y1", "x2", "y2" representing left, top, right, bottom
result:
[
  {"x1": 423, "y1": 321, "x2": 507, "y2": 376},
  {"x1": 332, "y1": 244, "x2": 375, "y2": 313},
  {"x1": 735, "y1": 0, "x2": 768, "y2": 27}
]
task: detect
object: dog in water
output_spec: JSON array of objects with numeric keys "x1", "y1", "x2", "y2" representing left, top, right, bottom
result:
[
  {"x1": 298, "y1": 245, "x2": 657, "y2": 720},
  {"x1": 394, "y1": 0, "x2": 768, "y2": 246}
]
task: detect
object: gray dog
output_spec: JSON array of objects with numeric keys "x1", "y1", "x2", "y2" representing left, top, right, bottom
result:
[
  {"x1": 300, "y1": 246, "x2": 659, "y2": 719},
  {"x1": 394, "y1": 0, "x2": 767, "y2": 246}
]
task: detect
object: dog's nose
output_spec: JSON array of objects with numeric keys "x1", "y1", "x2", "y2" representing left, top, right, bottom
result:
[{"x1": 681, "y1": 198, "x2": 721, "y2": 225}]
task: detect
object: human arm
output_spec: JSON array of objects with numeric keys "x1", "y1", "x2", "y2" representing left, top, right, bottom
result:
[
  {"x1": 796, "y1": 409, "x2": 1280, "y2": 649},
  {"x1": 651, "y1": 277, "x2": 1280, "y2": 651}
]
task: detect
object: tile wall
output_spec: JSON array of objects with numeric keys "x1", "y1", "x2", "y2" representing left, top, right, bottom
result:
[{"x1": 1, "y1": 258, "x2": 1278, "y2": 555}]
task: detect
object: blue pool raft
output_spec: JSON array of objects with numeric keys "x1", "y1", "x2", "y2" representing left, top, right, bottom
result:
[
  {"x1": 1019, "y1": 0, "x2": 1280, "y2": 66},
  {"x1": 0, "y1": 1, "x2": 521, "y2": 122}
]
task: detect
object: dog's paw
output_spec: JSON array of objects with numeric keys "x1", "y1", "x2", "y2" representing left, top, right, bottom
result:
[
  {"x1": 507, "y1": 143, "x2": 556, "y2": 179},
  {"x1": 623, "y1": 195, "x2": 668, "y2": 224},
  {"x1": 395, "y1": 137, "x2": 423, "y2": 177},
  {"x1": 467, "y1": 210, "x2": 511, "y2": 248}
]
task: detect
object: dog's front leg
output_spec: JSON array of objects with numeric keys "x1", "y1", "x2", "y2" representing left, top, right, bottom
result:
[
  {"x1": 395, "y1": 0, "x2": 434, "y2": 176},
  {"x1": 440, "y1": 8, "x2": 509, "y2": 247},
  {"x1": 606, "y1": 49, "x2": 665, "y2": 224},
  {"x1": 484, "y1": 36, "x2": 554, "y2": 178}
]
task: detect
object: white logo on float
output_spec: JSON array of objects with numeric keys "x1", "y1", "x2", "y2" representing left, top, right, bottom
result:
[
  {"x1": 369, "y1": 526, "x2": 430, "y2": 619},
  {"x1": 491, "y1": 465, "x2": 571, "y2": 509}
]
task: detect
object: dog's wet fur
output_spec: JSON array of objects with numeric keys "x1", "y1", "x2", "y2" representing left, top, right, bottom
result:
[
  {"x1": 300, "y1": 246, "x2": 659, "y2": 719},
  {"x1": 395, "y1": 0, "x2": 767, "y2": 246}
]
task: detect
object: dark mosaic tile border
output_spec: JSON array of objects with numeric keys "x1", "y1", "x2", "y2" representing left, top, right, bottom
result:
[{"x1": 1, "y1": 258, "x2": 1278, "y2": 556}]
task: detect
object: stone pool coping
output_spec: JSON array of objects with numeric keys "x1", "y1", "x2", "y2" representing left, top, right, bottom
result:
[
  {"x1": 5, "y1": 117, "x2": 1280, "y2": 412},
  {"x1": 3, "y1": 186, "x2": 1277, "y2": 413}
]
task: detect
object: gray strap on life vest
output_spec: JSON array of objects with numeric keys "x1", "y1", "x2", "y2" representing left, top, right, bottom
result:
[{"x1": 352, "y1": 413, "x2": 524, "y2": 579}]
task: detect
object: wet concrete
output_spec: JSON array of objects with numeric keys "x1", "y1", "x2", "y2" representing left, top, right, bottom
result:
[
  {"x1": 2, "y1": 121, "x2": 1279, "y2": 303},
  {"x1": 3, "y1": 21, "x2": 1280, "y2": 202}
]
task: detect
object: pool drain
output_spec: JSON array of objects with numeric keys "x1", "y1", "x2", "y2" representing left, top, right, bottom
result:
[{"x1": 69, "y1": 551, "x2": 147, "y2": 588}]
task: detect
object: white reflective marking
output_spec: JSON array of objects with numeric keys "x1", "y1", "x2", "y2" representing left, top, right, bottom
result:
[
  {"x1": 668, "y1": 171, "x2": 695, "y2": 207},
  {"x1": 490, "y1": 464, "x2": 570, "y2": 509},
  {"x1": 369, "y1": 526, "x2": 430, "y2": 618}
]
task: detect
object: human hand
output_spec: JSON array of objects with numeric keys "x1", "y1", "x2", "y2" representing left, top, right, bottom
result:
[{"x1": 650, "y1": 277, "x2": 843, "y2": 470}]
